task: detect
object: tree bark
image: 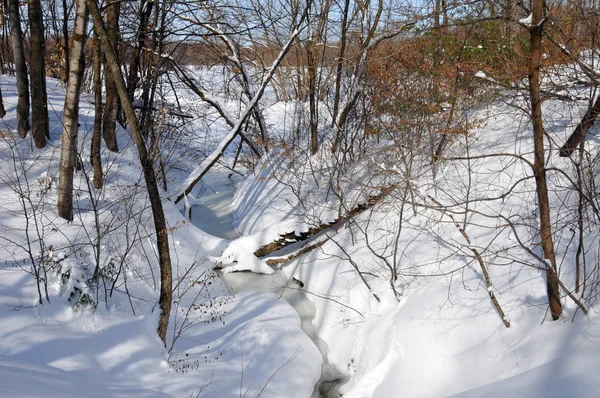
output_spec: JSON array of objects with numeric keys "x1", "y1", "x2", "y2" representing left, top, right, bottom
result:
[
  {"x1": 8, "y1": 0, "x2": 30, "y2": 138},
  {"x1": 0, "y1": 86, "x2": 5, "y2": 118},
  {"x1": 331, "y1": 0, "x2": 349, "y2": 127},
  {"x1": 87, "y1": 0, "x2": 172, "y2": 345},
  {"x1": 58, "y1": 0, "x2": 89, "y2": 221},
  {"x1": 528, "y1": 0, "x2": 562, "y2": 320},
  {"x1": 102, "y1": 0, "x2": 120, "y2": 152},
  {"x1": 126, "y1": 0, "x2": 154, "y2": 104},
  {"x1": 91, "y1": 31, "x2": 103, "y2": 189},
  {"x1": 62, "y1": 0, "x2": 70, "y2": 81},
  {"x1": 254, "y1": 185, "x2": 396, "y2": 258},
  {"x1": 308, "y1": 36, "x2": 318, "y2": 155},
  {"x1": 559, "y1": 93, "x2": 600, "y2": 157},
  {"x1": 28, "y1": 0, "x2": 49, "y2": 148}
]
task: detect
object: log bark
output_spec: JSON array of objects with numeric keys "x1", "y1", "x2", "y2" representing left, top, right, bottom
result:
[
  {"x1": 265, "y1": 238, "x2": 329, "y2": 266},
  {"x1": 62, "y1": 0, "x2": 70, "y2": 81},
  {"x1": 471, "y1": 247, "x2": 510, "y2": 328},
  {"x1": 254, "y1": 185, "x2": 396, "y2": 258},
  {"x1": 559, "y1": 93, "x2": 600, "y2": 157}
]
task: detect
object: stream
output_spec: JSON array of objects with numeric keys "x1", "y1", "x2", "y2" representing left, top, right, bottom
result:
[{"x1": 188, "y1": 173, "x2": 346, "y2": 398}]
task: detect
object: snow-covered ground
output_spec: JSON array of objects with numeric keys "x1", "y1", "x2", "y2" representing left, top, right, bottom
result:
[
  {"x1": 222, "y1": 80, "x2": 600, "y2": 396},
  {"x1": 0, "y1": 60, "x2": 599, "y2": 398},
  {"x1": 0, "y1": 75, "x2": 321, "y2": 398}
]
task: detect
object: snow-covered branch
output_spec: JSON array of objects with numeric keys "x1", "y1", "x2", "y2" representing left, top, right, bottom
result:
[{"x1": 171, "y1": 3, "x2": 313, "y2": 204}]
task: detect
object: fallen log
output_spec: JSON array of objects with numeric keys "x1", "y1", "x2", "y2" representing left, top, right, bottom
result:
[
  {"x1": 254, "y1": 185, "x2": 397, "y2": 259},
  {"x1": 265, "y1": 238, "x2": 330, "y2": 265},
  {"x1": 559, "y1": 93, "x2": 600, "y2": 157}
]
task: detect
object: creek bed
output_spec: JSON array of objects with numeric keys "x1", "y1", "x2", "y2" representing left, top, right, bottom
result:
[{"x1": 187, "y1": 172, "x2": 346, "y2": 397}]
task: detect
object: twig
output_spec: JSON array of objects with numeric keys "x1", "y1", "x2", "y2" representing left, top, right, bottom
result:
[{"x1": 429, "y1": 196, "x2": 510, "y2": 328}]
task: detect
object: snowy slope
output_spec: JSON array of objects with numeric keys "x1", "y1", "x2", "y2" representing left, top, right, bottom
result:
[
  {"x1": 0, "y1": 75, "x2": 321, "y2": 398},
  {"x1": 227, "y1": 82, "x2": 600, "y2": 396},
  {"x1": 1, "y1": 57, "x2": 600, "y2": 398}
]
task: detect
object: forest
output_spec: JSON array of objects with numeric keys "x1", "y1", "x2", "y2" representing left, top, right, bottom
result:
[{"x1": 0, "y1": 0, "x2": 599, "y2": 397}]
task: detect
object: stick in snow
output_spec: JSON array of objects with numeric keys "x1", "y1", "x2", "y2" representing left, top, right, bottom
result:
[{"x1": 429, "y1": 196, "x2": 510, "y2": 328}]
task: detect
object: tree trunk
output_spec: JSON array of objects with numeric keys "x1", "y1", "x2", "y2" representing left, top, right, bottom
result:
[
  {"x1": 102, "y1": 0, "x2": 120, "y2": 152},
  {"x1": 87, "y1": 0, "x2": 172, "y2": 345},
  {"x1": 91, "y1": 31, "x2": 103, "y2": 189},
  {"x1": 28, "y1": 0, "x2": 49, "y2": 148},
  {"x1": 0, "y1": 86, "x2": 5, "y2": 118},
  {"x1": 126, "y1": 0, "x2": 153, "y2": 104},
  {"x1": 58, "y1": 0, "x2": 88, "y2": 221},
  {"x1": 528, "y1": 0, "x2": 562, "y2": 320},
  {"x1": 62, "y1": 0, "x2": 70, "y2": 81},
  {"x1": 308, "y1": 37, "x2": 318, "y2": 155},
  {"x1": 331, "y1": 0, "x2": 349, "y2": 128},
  {"x1": 139, "y1": 0, "x2": 159, "y2": 138},
  {"x1": 8, "y1": 0, "x2": 29, "y2": 138},
  {"x1": 559, "y1": 93, "x2": 600, "y2": 157}
]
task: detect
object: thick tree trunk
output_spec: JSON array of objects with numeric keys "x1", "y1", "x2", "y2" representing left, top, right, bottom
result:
[
  {"x1": 28, "y1": 0, "x2": 49, "y2": 148},
  {"x1": 8, "y1": 0, "x2": 30, "y2": 138},
  {"x1": 91, "y1": 31, "x2": 103, "y2": 189},
  {"x1": 87, "y1": 0, "x2": 172, "y2": 345},
  {"x1": 102, "y1": 0, "x2": 120, "y2": 152},
  {"x1": 58, "y1": 0, "x2": 89, "y2": 221},
  {"x1": 528, "y1": 0, "x2": 562, "y2": 320}
]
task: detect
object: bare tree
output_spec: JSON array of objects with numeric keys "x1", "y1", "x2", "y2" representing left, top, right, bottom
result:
[
  {"x1": 125, "y1": 0, "x2": 154, "y2": 104},
  {"x1": 0, "y1": 85, "x2": 5, "y2": 118},
  {"x1": 62, "y1": 0, "x2": 71, "y2": 80},
  {"x1": 102, "y1": 0, "x2": 120, "y2": 152},
  {"x1": 57, "y1": 0, "x2": 89, "y2": 221},
  {"x1": 91, "y1": 30, "x2": 103, "y2": 189},
  {"x1": 307, "y1": 0, "x2": 331, "y2": 155},
  {"x1": 8, "y1": 0, "x2": 29, "y2": 138},
  {"x1": 28, "y1": 0, "x2": 49, "y2": 148},
  {"x1": 86, "y1": 0, "x2": 172, "y2": 345},
  {"x1": 527, "y1": 0, "x2": 562, "y2": 319},
  {"x1": 331, "y1": 0, "x2": 351, "y2": 127}
]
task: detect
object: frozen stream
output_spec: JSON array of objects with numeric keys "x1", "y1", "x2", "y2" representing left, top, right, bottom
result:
[{"x1": 188, "y1": 172, "x2": 345, "y2": 397}]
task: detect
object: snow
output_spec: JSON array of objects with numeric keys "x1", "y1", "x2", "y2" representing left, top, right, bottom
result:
[
  {"x1": 2, "y1": 46, "x2": 600, "y2": 398},
  {"x1": 520, "y1": 13, "x2": 533, "y2": 26},
  {"x1": 0, "y1": 356, "x2": 115, "y2": 398},
  {"x1": 0, "y1": 76, "x2": 321, "y2": 398},
  {"x1": 224, "y1": 66, "x2": 600, "y2": 398}
]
